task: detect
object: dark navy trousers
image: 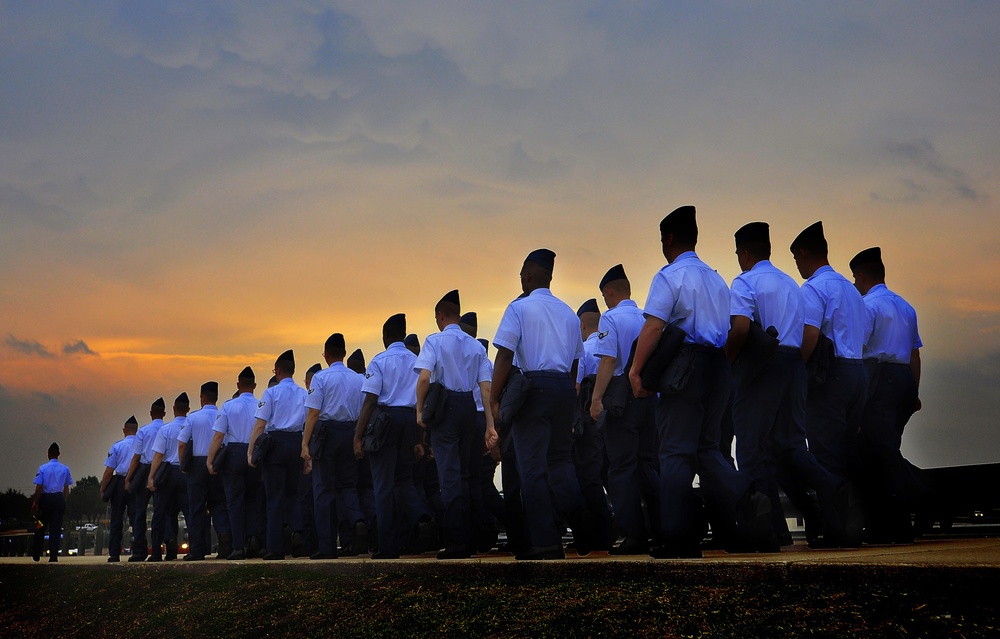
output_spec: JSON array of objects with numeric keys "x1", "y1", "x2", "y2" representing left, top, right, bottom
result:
[
  {"x1": 131, "y1": 463, "x2": 152, "y2": 554},
  {"x1": 654, "y1": 346, "x2": 752, "y2": 549},
  {"x1": 806, "y1": 359, "x2": 867, "y2": 481},
  {"x1": 262, "y1": 431, "x2": 304, "y2": 556},
  {"x1": 34, "y1": 493, "x2": 65, "y2": 559},
  {"x1": 187, "y1": 457, "x2": 231, "y2": 557},
  {"x1": 151, "y1": 464, "x2": 188, "y2": 555},
  {"x1": 428, "y1": 392, "x2": 477, "y2": 548},
  {"x1": 573, "y1": 411, "x2": 613, "y2": 547},
  {"x1": 312, "y1": 420, "x2": 364, "y2": 555},
  {"x1": 106, "y1": 476, "x2": 135, "y2": 558},
  {"x1": 221, "y1": 443, "x2": 264, "y2": 551},
  {"x1": 859, "y1": 362, "x2": 928, "y2": 530},
  {"x1": 368, "y1": 406, "x2": 433, "y2": 556},
  {"x1": 734, "y1": 348, "x2": 840, "y2": 537},
  {"x1": 603, "y1": 391, "x2": 660, "y2": 541},
  {"x1": 511, "y1": 372, "x2": 585, "y2": 548}
]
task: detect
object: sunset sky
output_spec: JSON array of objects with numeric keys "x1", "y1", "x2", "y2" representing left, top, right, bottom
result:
[{"x1": 2, "y1": 2, "x2": 999, "y2": 492}]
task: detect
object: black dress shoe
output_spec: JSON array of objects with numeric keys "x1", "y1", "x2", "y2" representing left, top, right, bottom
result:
[
  {"x1": 609, "y1": 538, "x2": 649, "y2": 556},
  {"x1": 128, "y1": 554, "x2": 147, "y2": 563},
  {"x1": 351, "y1": 521, "x2": 370, "y2": 556},
  {"x1": 290, "y1": 532, "x2": 305, "y2": 558},
  {"x1": 262, "y1": 552, "x2": 285, "y2": 561},
  {"x1": 165, "y1": 540, "x2": 178, "y2": 561},
  {"x1": 48, "y1": 556, "x2": 58, "y2": 563},
  {"x1": 736, "y1": 490, "x2": 774, "y2": 546},
  {"x1": 338, "y1": 546, "x2": 362, "y2": 557},
  {"x1": 227, "y1": 549, "x2": 247, "y2": 561},
  {"x1": 416, "y1": 517, "x2": 440, "y2": 553},
  {"x1": 146, "y1": 555, "x2": 163, "y2": 562},
  {"x1": 107, "y1": 556, "x2": 120, "y2": 563},
  {"x1": 515, "y1": 545, "x2": 565, "y2": 561},
  {"x1": 310, "y1": 552, "x2": 337, "y2": 560},
  {"x1": 370, "y1": 551, "x2": 399, "y2": 560},
  {"x1": 183, "y1": 554, "x2": 205, "y2": 561},
  {"x1": 833, "y1": 483, "x2": 865, "y2": 547},
  {"x1": 246, "y1": 537, "x2": 262, "y2": 558},
  {"x1": 436, "y1": 545, "x2": 473, "y2": 560}
]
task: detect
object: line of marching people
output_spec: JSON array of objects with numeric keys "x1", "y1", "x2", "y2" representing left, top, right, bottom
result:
[{"x1": 87, "y1": 206, "x2": 927, "y2": 562}]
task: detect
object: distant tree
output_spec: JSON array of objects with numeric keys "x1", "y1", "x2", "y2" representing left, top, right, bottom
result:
[
  {"x1": 0, "y1": 488, "x2": 32, "y2": 531},
  {"x1": 65, "y1": 476, "x2": 103, "y2": 524}
]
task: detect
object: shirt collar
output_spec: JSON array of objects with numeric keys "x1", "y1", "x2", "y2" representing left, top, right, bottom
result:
[
  {"x1": 750, "y1": 259, "x2": 773, "y2": 272},
  {"x1": 866, "y1": 283, "x2": 889, "y2": 297},
  {"x1": 808, "y1": 264, "x2": 834, "y2": 281},
  {"x1": 615, "y1": 299, "x2": 638, "y2": 309},
  {"x1": 528, "y1": 288, "x2": 554, "y2": 298},
  {"x1": 443, "y1": 323, "x2": 463, "y2": 333}
]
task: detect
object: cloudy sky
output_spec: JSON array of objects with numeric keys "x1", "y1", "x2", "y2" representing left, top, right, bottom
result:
[{"x1": 2, "y1": 2, "x2": 999, "y2": 492}]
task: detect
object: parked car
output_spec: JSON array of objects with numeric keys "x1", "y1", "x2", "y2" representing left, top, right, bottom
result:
[{"x1": 76, "y1": 523, "x2": 99, "y2": 532}]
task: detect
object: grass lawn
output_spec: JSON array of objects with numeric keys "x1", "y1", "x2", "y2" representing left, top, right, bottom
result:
[{"x1": 1, "y1": 562, "x2": 997, "y2": 638}]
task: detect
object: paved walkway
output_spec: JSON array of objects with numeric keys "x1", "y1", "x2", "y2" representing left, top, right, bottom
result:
[{"x1": 4, "y1": 537, "x2": 999, "y2": 571}]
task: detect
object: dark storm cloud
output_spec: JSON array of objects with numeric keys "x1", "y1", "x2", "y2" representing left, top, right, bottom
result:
[
  {"x1": 4, "y1": 335, "x2": 54, "y2": 358},
  {"x1": 872, "y1": 138, "x2": 982, "y2": 203},
  {"x1": 63, "y1": 340, "x2": 98, "y2": 356}
]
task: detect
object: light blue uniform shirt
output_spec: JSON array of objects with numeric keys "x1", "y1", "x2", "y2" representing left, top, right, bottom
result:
[
  {"x1": 134, "y1": 419, "x2": 164, "y2": 465},
  {"x1": 474, "y1": 352, "x2": 494, "y2": 412},
  {"x1": 493, "y1": 288, "x2": 584, "y2": 373},
  {"x1": 801, "y1": 265, "x2": 868, "y2": 359},
  {"x1": 730, "y1": 260, "x2": 804, "y2": 348},
  {"x1": 594, "y1": 299, "x2": 645, "y2": 376},
  {"x1": 214, "y1": 393, "x2": 257, "y2": 444},
  {"x1": 576, "y1": 332, "x2": 601, "y2": 383},
  {"x1": 255, "y1": 378, "x2": 308, "y2": 432},
  {"x1": 363, "y1": 342, "x2": 419, "y2": 408},
  {"x1": 305, "y1": 362, "x2": 364, "y2": 421},
  {"x1": 178, "y1": 405, "x2": 219, "y2": 456},
  {"x1": 862, "y1": 284, "x2": 922, "y2": 364},
  {"x1": 34, "y1": 459, "x2": 73, "y2": 493},
  {"x1": 415, "y1": 324, "x2": 492, "y2": 392},
  {"x1": 153, "y1": 416, "x2": 187, "y2": 464},
  {"x1": 644, "y1": 251, "x2": 730, "y2": 348},
  {"x1": 105, "y1": 435, "x2": 137, "y2": 475}
]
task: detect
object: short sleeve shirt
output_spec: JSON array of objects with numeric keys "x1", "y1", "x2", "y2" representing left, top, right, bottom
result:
[
  {"x1": 134, "y1": 419, "x2": 164, "y2": 465},
  {"x1": 105, "y1": 435, "x2": 137, "y2": 475},
  {"x1": 594, "y1": 299, "x2": 645, "y2": 376},
  {"x1": 214, "y1": 393, "x2": 258, "y2": 444},
  {"x1": 177, "y1": 405, "x2": 219, "y2": 456},
  {"x1": 644, "y1": 251, "x2": 730, "y2": 348},
  {"x1": 576, "y1": 332, "x2": 601, "y2": 383},
  {"x1": 254, "y1": 378, "x2": 308, "y2": 432},
  {"x1": 305, "y1": 362, "x2": 364, "y2": 421},
  {"x1": 414, "y1": 324, "x2": 491, "y2": 392},
  {"x1": 493, "y1": 288, "x2": 584, "y2": 372},
  {"x1": 152, "y1": 417, "x2": 187, "y2": 464},
  {"x1": 862, "y1": 284, "x2": 922, "y2": 363},
  {"x1": 362, "y1": 342, "x2": 419, "y2": 408},
  {"x1": 34, "y1": 459, "x2": 73, "y2": 493},
  {"x1": 730, "y1": 260, "x2": 804, "y2": 348},
  {"x1": 800, "y1": 265, "x2": 868, "y2": 359}
]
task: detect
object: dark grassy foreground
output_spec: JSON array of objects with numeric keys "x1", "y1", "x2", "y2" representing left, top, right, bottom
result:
[{"x1": 2, "y1": 562, "x2": 998, "y2": 638}]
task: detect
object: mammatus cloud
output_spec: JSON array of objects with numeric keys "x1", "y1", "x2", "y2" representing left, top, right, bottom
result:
[
  {"x1": 4, "y1": 335, "x2": 54, "y2": 358},
  {"x1": 62, "y1": 339, "x2": 98, "y2": 356},
  {"x1": 871, "y1": 138, "x2": 981, "y2": 203}
]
